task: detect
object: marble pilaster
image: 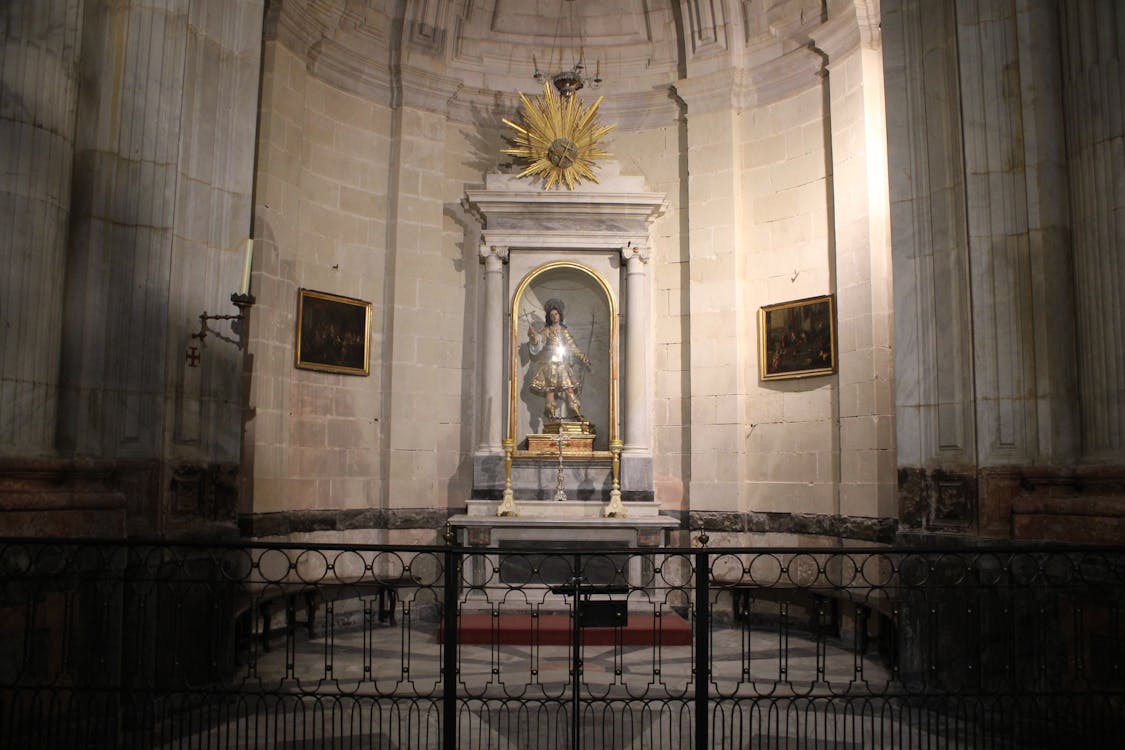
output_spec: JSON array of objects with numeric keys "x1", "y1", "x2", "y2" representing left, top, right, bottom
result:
[
  {"x1": 0, "y1": 0, "x2": 85, "y2": 454},
  {"x1": 621, "y1": 244, "x2": 653, "y2": 494},
  {"x1": 478, "y1": 245, "x2": 508, "y2": 455},
  {"x1": 1060, "y1": 1, "x2": 1125, "y2": 461}
]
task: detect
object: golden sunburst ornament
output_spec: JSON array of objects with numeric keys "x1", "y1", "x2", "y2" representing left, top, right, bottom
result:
[{"x1": 502, "y1": 82, "x2": 615, "y2": 191}]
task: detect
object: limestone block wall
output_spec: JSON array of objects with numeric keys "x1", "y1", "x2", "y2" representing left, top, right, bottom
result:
[
  {"x1": 742, "y1": 83, "x2": 838, "y2": 519},
  {"x1": 826, "y1": 45, "x2": 895, "y2": 522},
  {"x1": 680, "y1": 103, "x2": 751, "y2": 513},
  {"x1": 245, "y1": 40, "x2": 391, "y2": 527},
  {"x1": 381, "y1": 97, "x2": 473, "y2": 520},
  {"x1": 672, "y1": 8, "x2": 895, "y2": 542}
]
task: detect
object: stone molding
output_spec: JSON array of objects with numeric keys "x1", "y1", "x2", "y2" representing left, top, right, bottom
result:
[
  {"x1": 674, "y1": 51, "x2": 825, "y2": 115},
  {"x1": 399, "y1": 65, "x2": 463, "y2": 114},
  {"x1": 899, "y1": 464, "x2": 1125, "y2": 544},
  {"x1": 463, "y1": 165, "x2": 666, "y2": 256},
  {"x1": 688, "y1": 510, "x2": 898, "y2": 544},
  {"x1": 808, "y1": 6, "x2": 864, "y2": 61},
  {"x1": 0, "y1": 457, "x2": 160, "y2": 538},
  {"x1": 239, "y1": 507, "x2": 451, "y2": 538}
]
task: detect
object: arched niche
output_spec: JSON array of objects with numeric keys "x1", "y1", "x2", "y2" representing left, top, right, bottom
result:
[{"x1": 509, "y1": 261, "x2": 619, "y2": 453}]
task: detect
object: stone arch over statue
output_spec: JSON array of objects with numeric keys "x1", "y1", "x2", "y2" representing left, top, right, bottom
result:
[{"x1": 510, "y1": 261, "x2": 619, "y2": 454}]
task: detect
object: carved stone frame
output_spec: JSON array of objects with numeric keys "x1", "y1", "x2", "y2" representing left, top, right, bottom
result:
[{"x1": 509, "y1": 261, "x2": 619, "y2": 455}]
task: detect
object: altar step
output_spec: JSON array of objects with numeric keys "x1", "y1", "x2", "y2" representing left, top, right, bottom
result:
[{"x1": 440, "y1": 611, "x2": 692, "y2": 647}]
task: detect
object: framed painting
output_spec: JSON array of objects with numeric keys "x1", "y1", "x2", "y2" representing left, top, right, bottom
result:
[
  {"x1": 295, "y1": 288, "x2": 372, "y2": 375},
  {"x1": 758, "y1": 294, "x2": 836, "y2": 381}
]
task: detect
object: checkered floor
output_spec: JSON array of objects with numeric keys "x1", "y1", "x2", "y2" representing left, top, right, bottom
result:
[{"x1": 160, "y1": 607, "x2": 973, "y2": 750}]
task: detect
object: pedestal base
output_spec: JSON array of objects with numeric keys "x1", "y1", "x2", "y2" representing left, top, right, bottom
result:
[
  {"x1": 526, "y1": 434, "x2": 595, "y2": 455},
  {"x1": 472, "y1": 452, "x2": 654, "y2": 502}
]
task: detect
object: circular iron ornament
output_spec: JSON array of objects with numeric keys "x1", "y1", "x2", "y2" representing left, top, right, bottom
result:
[
  {"x1": 975, "y1": 552, "x2": 1007, "y2": 587},
  {"x1": 72, "y1": 545, "x2": 111, "y2": 581},
  {"x1": 1008, "y1": 552, "x2": 1043, "y2": 586},
  {"x1": 785, "y1": 553, "x2": 823, "y2": 588},
  {"x1": 898, "y1": 554, "x2": 932, "y2": 587},
  {"x1": 257, "y1": 548, "x2": 293, "y2": 584},
  {"x1": 294, "y1": 549, "x2": 330, "y2": 584},
  {"x1": 747, "y1": 553, "x2": 784, "y2": 587},
  {"x1": 828, "y1": 552, "x2": 860, "y2": 588},
  {"x1": 1041, "y1": 554, "x2": 1076, "y2": 585},
  {"x1": 460, "y1": 550, "x2": 495, "y2": 587},
  {"x1": 35, "y1": 543, "x2": 70, "y2": 577},
  {"x1": 858, "y1": 552, "x2": 896, "y2": 589},
  {"x1": 0, "y1": 543, "x2": 33, "y2": 576},
  {"x1": 931, "y1": 552, "x2": 972, "y2": 586},
  {"x1": 331, "y1": 549, "x2": 373, "y2": 583},
  {"x1": 219, "y1": 548, "x2": 255, "y2": 582},
  {"x1": 709, "y1": 553, "x2": 744, "y2": 586},
  {"x1": 371, "y1": 551, "x2": 407, "y2": 580},
  {"x1": 1078, "y1": 552, "x2": 1113, "y2": 584},
  {"x1": 409, "y1": 551, "x2": 444, "y2": 586}
]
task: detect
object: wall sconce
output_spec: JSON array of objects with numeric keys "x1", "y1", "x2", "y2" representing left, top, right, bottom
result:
[
  {"x1": 191, "y1": 292, "x2": 255, "y2": 349},
  {"x1": 191, "y1": 239, "x2": 255, "y2": 349}
]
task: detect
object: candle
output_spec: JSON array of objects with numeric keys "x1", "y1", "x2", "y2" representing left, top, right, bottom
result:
[{"x1": 240, "y1": 238, "x2": 254, "y2": 295}]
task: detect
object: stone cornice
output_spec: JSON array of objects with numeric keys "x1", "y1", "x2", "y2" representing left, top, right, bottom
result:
[
  {"x1": 674, "y1": 49, "x2": 827, "y2": 115},
  {"x1": 809, "y1": 8, "x2": 864, "y2": 62},
  {"x1": 307, "y1": 40, "x2": 395, "y2": 105},
  {"x1": 463, "y1": 163, "x2": 665, "y2": 261},
  {"x1": 854, "y1": 0, "x2": 883, "y2": 50},
  {"x1": 399, "y1": 65, "x2": 463, "y2": 114}
]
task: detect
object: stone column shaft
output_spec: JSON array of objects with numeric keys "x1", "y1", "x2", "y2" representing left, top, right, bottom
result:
[
  {"x1": 0, "y1": 0, "x2": 85, "y2": 453},
  {"x1": 479, "y1": 245, "x2": 506, "y2": 453},
  {"x1": 623, "y1": 248, "x2": 650, "y2": 454}
]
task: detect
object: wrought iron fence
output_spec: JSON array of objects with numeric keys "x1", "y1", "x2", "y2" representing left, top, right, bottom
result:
[{"x1": 0, "y1": 538, "x2": 1122, "y2": 748}]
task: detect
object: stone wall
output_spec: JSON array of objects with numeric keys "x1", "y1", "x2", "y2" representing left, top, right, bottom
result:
[
  {"x1": 885, "y1": 0, "x2": 1124, "y2": 542},
  {"x1": 245, "y1": 38, "x2": 391, "y2": 520},
  {"x1": 0, "y1": 0, "x2": 263, "y2": 538}
]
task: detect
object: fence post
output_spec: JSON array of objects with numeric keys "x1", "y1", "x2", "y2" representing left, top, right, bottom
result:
[
  {"x1": 694, "y1": 548, "x2": 710, "y2": 750},
  {"x1": 443, "y1": 545, "x2": 460, "y2": 749}
]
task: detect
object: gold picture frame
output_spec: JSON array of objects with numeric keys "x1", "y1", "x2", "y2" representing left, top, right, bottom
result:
[
  {"x1": 758, "y1": 294, "x2": 836, "y2": 381},
  {"x1": 295, "y1": 288, "x2": 372, "y2": 375}
]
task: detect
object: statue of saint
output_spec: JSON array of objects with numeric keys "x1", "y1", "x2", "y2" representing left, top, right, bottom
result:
[{"x1": 527, "y1": 299, "x2": 590, "y2": 421}]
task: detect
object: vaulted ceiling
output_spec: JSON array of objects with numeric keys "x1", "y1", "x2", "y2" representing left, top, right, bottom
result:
[{"x1": 269, "y1": 0, "x2": 881, "y2": 126}]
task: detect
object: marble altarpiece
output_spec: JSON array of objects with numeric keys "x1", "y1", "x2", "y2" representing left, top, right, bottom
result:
[{"x1": 451, "y1": 163, "x2": 676, "y2": 564}]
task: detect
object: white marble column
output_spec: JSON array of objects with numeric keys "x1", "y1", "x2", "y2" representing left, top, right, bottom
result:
[
  {"x1": 622, "y1": 244, "x2": 652, "y2": 465},
  {"x1": 478, "y1": 245, "x2": 507, "y2": 454}
]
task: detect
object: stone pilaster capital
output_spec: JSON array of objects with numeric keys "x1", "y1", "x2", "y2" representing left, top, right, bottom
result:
[
  {"x1": 622, "y1": 243, "x2": 650, "y2": 267},
  {"x1": 479, "y1": 244, "x2": 509, "y2": 265}
]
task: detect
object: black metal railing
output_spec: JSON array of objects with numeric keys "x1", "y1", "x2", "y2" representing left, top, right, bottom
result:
[{"x1": 1, "y1": 538, "x2": 1122, "y2": 748}]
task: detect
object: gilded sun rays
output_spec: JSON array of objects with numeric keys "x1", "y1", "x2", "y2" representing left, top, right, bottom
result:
[{"x1": 502, "y1": 82, "x2": 615, "y2": 191}]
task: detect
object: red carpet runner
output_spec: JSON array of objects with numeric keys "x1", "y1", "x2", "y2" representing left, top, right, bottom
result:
[{"x1": 440, "y1": 611, "x2": 692, "y2": 646}]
